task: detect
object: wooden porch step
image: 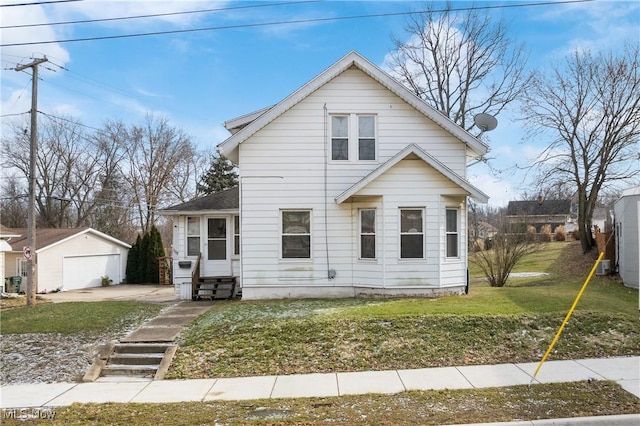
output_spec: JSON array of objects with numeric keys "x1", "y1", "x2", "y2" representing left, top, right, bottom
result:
[{"x1": 193, "y1": 276, "x2": 237, "y2": 301}]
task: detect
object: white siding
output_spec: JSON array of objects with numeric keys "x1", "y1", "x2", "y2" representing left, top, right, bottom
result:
[
  {"x1": 38, "y1": 232, "x2": 128, "y2": 292},
  {"x1": 239, "y1": 68, "x2": 472, "y2": 298}
]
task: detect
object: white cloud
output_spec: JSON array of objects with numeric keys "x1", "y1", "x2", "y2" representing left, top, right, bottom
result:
[
  {"x1": 469, "y1": 172, "x2": 517, "y2": 208},
  {"x1": 0, "y1": 5, "x2": 70, "y2": 70}
]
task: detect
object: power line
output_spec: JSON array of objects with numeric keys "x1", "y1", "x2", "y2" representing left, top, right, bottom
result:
[
  {"x1": 1, "y1": 0, "x2": 595, "y2": 47},
  {"x1": 0, "y1": 0, "x2": 81, "y2": 7},
  {"x1": 1, "y1": 0, "x2": 322, "y2": 29}
]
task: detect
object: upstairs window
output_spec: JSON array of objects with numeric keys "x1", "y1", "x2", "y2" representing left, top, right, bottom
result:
[
  {"x1": 331, "y1": 115, "x2": 349, "y2": 161},
  {"x1": 358, "y1": 115, "x2": 376, "y2": 160},
  {"x1": 360, "y1": 209, "x2": 376, "y2": 259},
  {"x1": 330, "y1": 114, "x2": 377, "y2": 161},
  {"x1": 446, "y1": 209, "x2": 459, "y2": 258},
  {"x1": 400, "y1": 209, "x2": 424, "y2": 259},
  {"x1": 281, "y1": 210, "x2": 311, "y2": 259}
]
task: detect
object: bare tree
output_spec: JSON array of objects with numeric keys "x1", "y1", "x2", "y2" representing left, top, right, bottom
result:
[
  {"x1": 386, "y1": 2, "x2": 532, "y2": 133},
  {"x1": 470, "y1": 231, "x2": 540, "y2": 287},
  {"x1": 0, "y1": 175, "x2": 28, "y2": 228},
  {"x1": 521, "y1": 45, "x2": 640, "y2": 252},
  {"x1": 119, "y1": 114, "x2": 196, "y2": 234},
  {"x1": 2, "y1": 115, "x2": 107, "y2": 228}
]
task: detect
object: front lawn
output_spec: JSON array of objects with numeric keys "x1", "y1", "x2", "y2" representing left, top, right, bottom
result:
[
  {"x1": 168, "y1": 242, "x2": 639, "y2": 379},
  {"x1": 0, "y1": 301, "x2": 164, "y2": 336}
]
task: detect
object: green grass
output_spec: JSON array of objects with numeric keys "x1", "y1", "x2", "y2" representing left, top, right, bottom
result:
[
  {"x1": 4, "y1": 382, "x2": 638, "y2": 426},
  {"x1": 167, "y1": 241, "x2": 639, "y2": 380},
  {"x1": 0, "y1": 301, "x2": 164, "y2": 335}
]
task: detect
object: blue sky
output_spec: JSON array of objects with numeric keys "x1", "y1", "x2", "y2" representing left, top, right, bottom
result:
[{"x1": 1, "y1": 0, "x2": 639, "y2": 207}]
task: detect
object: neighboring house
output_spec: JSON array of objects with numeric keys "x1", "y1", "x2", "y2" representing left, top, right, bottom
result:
[
  {"x1": 470, "y1": 221, "x2": 498, "y2": 240},
  {"x1": 613, "y1": 186, "x2": 639, "y2": 289},
  {"x1": 505, "y1": 199, "x2": 573, "y2": 233},
  {"x1": 160, "y1": 51, "x2": 489, "y2": 300},
  {"x1": 0, "y1": 225, "x2": 130, "y2": 293}
]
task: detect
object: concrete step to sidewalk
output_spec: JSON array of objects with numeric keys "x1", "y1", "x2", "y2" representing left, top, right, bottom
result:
[
  {"x1": 108, "y1": 353, "x2": 165, "y2": 365},
  {"x1": 101, "y1": 365, "x2": 158, "y2": 378}
]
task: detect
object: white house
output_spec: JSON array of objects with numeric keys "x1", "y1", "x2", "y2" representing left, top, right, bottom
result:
[
  {"x1": 1, "y1": 225, "x2": 130, "y2": 293},
  {"x1": 161, "y1": 51, "x2": 489, "y2": 300},
  {"x1": 614, "y1": 186, "x2": 640, "y2": 289}
]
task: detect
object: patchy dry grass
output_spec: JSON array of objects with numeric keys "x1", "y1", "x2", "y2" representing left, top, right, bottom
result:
[
  {"x1": 4, "y1": 382, "x2": 638, "y2": 426},
  {"x1": 167, "y1": 242, "x2": 638, "y2": 380}
]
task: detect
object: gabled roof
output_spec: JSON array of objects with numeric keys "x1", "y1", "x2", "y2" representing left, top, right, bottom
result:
[
  {"x1": 223, "y1": 105, "x2": 274, "y2": 135},
  {"x1": 218, "y1": 51, "x2": 489, "y2": 164},
  {"x1": 335, "y1": 144, "x2": 489, "y2": 204},
  {"x1": 1, "y1": 227, "x2": 131, "y2": 252},
  {"x1": 506, "y1": 200, "x2": 572, "y2": 216},
  {"x1": 158, "y1": 186, "x2": 239, "y2": 215}
]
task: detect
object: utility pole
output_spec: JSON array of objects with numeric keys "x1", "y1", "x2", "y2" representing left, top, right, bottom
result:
[{"x1": 15, "y1": 57, "x2": 47, "y2": 306}]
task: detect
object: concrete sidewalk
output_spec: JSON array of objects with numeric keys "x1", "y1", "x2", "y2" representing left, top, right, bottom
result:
[{"x1": 1, "y1": 356, "x2": 638, "y2": 409}]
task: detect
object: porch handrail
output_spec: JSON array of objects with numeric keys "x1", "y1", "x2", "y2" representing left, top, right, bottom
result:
[{"x1": 191, "y1": 253, "x2": 201, "y2": 298}]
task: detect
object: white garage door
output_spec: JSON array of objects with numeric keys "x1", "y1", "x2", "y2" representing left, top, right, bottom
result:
[{"x1": 63, "y1": 254, "x2": 121, "y2": 290}]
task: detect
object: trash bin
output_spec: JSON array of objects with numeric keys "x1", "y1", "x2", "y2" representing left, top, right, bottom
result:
[{"x1": 9, "y1": 276, "x2": 22, "y2": 293}]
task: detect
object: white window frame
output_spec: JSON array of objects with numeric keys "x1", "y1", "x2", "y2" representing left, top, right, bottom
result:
[
  {"x1": 186, "y1": 216, "x2": 201, "y2": 257},
  {"x1": 280, "y1": 209, "x2": 312, "y2": 260},
  {"x1": 399, "y1": 208, "x2": 425, "y2": 259},
  {"x1": 329, "y1": 113, "x2": 377, "y2": 162},
  {"x1": 331, "y1": 115, "x2": 349, "y2": 161},
  {"x1": 357, "y1": 115, "x2": 376, "y2": 161},
  {"x1": 446, "y1": 208, "x2": 460, "y2": 258},
  {"x1": 359, "y1": 208, "x2": 376, "y2": 260},
  {"x1": 233, "y1": 215, "x2": 240, "y2": 256}
]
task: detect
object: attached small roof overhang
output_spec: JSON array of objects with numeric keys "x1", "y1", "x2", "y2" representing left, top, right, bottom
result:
[
  {"x1": 158, "y1": 186, "x2": 240, "y2": 216},
  {"x1": 335, "y1": 144, "x2": 489, "y2": 204},
  {"x1": 217, "y1": 51, "x2": 489, "y2": 164}
]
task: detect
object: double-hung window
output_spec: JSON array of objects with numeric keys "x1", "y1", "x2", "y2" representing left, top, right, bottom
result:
[
  {"x1": 359, "y1": 209, "x2": 376, "y2": 259},
  {"x1": 186, "y1": 217, "x2": 200, "y2": 256},
  {"x1": 446, "y1": 209, "x2": 459, "y2": 258},
  {"x1": 281, "y1": 210, "x2": 311, "y2": 259},
  {"x1": 358, "y1": 115, "x2": 376, "y2": 160},
  {"x1": 331, "y1": 115, "x2": 349, "y2": 161},
  {"x1": 233, "y1": 215, "x2": 240, "y2": 256},
  {"x1": 400, "y1": 209, "x2": 424, "y2": 259},
  {"x1": 330, "y1": 114, "x2": 376, "y2": 161}
]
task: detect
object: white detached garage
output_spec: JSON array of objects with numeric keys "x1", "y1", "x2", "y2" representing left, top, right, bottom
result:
[{"x1": 1, "y1": 227, "x2": 130, "y2": 292}]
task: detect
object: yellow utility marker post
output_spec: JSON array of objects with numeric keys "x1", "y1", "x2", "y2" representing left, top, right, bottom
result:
[{"x1": 529, "y1": 251, "x2": 605, "y2": 385}]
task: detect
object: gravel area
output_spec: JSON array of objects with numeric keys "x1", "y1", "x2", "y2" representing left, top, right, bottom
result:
[
  {"x1": 0, "y1": 331, "x2": 121, "y2": 384},
  {"x1": 0, "y1": 302, "x2": 176, "y2": 385}
]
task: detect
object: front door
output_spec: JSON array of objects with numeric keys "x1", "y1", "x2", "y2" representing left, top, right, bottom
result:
[{"x1": 203, "y1": 217, "x2": 232, "y2": 276}]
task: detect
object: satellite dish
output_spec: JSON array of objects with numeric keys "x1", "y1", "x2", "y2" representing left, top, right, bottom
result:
[{"x1": 474, "y1": 113, "x2": 498, "y2": 132}]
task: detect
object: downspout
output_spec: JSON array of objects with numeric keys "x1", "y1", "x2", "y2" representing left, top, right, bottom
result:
[{"x1": 323, "y1": 103, "x2": 334, "y2": 281}]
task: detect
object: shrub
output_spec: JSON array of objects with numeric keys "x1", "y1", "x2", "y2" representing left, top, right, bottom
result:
[
  {"x1": 526, "y1": 225, "x2": 537, "y2": 242},
  {"x1": 540, "y1": 224, "x2": 552, "y2": 242},
  {"x1": 571, "y1": 229, "x2": 580, "y2": 240},
  {"x1": 555, "y1": 225, "x2": 567, "y2": 241}
]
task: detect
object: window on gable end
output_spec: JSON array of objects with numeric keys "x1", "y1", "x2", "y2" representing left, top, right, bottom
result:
[
  {"x1": 331, "y1": 115, "x2": 349, "y2": 161},
  {"x1": 358, "y1": 115, "x2": 376, "y2": 161}
]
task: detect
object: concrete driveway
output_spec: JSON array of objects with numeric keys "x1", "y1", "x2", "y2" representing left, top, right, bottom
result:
[{"x1": 43, "y1": 284, "x2": 176, "y2": 303}]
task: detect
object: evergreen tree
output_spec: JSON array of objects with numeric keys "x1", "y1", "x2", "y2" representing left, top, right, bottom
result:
[
  {"x1": 144, "y1": 225, "x2": 165, "y2": 283},
  {"x1": 137, "y1": 232, "x2": 150, "y2": 283},
  {"x1": 197, "y1": 154, "x2": 238, "y2": 195},
  {"x1": 126, "y1": 234, "x2": 142, "y2": 284}
]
